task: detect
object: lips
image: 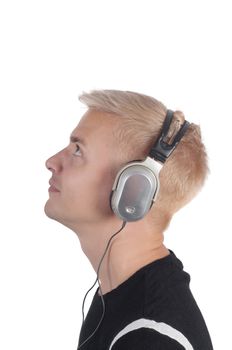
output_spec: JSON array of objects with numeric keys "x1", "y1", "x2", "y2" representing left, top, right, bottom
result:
[{"x1": 49, "y1": 179, "x2": 60, "y2": 192}]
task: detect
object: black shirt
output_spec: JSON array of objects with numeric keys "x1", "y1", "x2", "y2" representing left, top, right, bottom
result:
[{"x1": 77, "y1": 250, "x2": 214, "y2": 349}]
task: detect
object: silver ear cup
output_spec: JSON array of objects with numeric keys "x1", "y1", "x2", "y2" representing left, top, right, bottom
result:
[{"x1": 110, "y1": 158, "x2": 161, "y2": 222}]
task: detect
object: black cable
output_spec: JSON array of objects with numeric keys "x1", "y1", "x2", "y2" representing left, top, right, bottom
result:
[{"x1": 77, "y1": 220, "x2": 127, "y2": 349}]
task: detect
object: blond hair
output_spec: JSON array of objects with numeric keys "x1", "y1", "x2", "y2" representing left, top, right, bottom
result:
[{"x1": 79, "y1": 89, "x2": 209, "y2": 230}]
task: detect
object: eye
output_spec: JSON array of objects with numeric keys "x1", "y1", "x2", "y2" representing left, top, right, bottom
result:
[{"x1": 73, "y1": 143, "x2": 82, "y2": 157}]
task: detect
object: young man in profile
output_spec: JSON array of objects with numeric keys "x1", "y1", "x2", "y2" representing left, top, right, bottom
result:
[{"x1": 44, "y1": 90, "x2": 214, "y2": 349}]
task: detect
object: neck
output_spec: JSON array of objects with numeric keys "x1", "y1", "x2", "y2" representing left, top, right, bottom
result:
[{"x1": 74, "y1": 217, "x2": 170, "y2": 295}]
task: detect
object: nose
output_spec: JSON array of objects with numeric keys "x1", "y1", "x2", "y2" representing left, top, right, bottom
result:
[
  {"x1": 45, "y1": 155, "x2": 55, "y2": 172},
  {"x1": 45, "y1": 145, "x2": 68, "y2": 172},
  {"x1": 45, "y1": 151, "x2": 62, "y2": 173}
]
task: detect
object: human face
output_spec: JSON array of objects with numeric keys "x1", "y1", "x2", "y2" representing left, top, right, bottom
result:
[{"x1": 44, "y1": 109, "x2": 123, "y2": 229}]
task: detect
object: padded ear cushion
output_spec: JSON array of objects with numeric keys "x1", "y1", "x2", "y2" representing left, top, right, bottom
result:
[{"x1": 109, "y1": 190, "x2": 114, "y2": 211}]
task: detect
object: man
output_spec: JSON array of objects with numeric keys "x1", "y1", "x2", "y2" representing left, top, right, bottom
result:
[{"x1": 44, "y1": 90, "x2": 214, "y2": 349}]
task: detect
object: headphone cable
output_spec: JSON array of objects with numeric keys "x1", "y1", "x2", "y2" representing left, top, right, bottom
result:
[{"x1": 77, "y1": 220, "x2": 127, "y2": 349}]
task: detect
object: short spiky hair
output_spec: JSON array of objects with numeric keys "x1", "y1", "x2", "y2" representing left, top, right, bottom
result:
[{"x1": 79, "y1": 89, "x2": 209, "y2": 229}]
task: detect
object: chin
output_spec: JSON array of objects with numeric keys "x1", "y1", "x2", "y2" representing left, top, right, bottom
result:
[
  {"x1": 44, "y1": 201, "x2": 58, "y2": 220},
  {"x1": 43, "y1": 202, "x2": 72, "y2": 227}
]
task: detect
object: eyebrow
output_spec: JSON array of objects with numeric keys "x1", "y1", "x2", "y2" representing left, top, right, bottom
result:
[{"x1": 69, "y1": 135, "x2": 87, "y2": 147}]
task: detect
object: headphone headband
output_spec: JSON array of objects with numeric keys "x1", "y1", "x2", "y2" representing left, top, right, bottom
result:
[
  {"x1": 110, "y1": 108, "x2": 191, "y2": 222},
  {"x1": 149, "y1": 109, "x2": 190, "y2": 163}
]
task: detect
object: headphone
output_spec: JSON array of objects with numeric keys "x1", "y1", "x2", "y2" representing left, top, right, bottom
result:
[
  {"x1": 110, "y1": 109, "x2": 190, "y2": 222},
  {"x1": 77, "y1": 109, "x2": 190, "y2": 349}
]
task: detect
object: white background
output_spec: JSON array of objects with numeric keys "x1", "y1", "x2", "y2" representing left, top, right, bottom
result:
[{"x1": 0, "y1": 1, "x2": 231, "y2": 349}]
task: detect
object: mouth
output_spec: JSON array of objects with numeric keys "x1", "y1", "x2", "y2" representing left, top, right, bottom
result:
[
  {"x1": 48, "y1": 185, "x2": 60, "y2": 192},
  {"x1": 48, "y1": 179, "x2": 60, "y2": 192}
]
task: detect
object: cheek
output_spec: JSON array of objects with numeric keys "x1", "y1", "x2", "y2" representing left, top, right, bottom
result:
[
  {"x1": 62, "y1": 164, "x2": 115, "y2": 205},
  {"x1": 97, "y1": 171, "x2": 115, "y2": 200},
  {"x1": 91, "y1": 163, "x2": 117, "y2": 211},
  {"x1": 91, "y1": 165, "x2": 115, "y2": 199}
]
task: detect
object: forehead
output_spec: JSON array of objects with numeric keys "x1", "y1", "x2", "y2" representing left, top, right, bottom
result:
[{"x1": 71, "y1": 109, "x2": 120, "y2": 146}]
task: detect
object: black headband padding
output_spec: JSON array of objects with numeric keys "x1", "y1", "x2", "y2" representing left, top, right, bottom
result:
[{"x1": 149, "y1": 109, "x2": 190, "y2": 163}]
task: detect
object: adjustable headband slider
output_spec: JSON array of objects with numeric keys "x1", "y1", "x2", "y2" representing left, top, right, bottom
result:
[
  {"x1": 148, "y1": 110, "x2": 190, "y2": 164},
  {"x1": 149, "y1": 137, "x2": 175, "y2": 163}
]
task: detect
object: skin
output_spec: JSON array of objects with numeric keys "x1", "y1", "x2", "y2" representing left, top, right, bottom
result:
[{"x1": 44, "y1": 109, "x2": 170, "y2": 296}]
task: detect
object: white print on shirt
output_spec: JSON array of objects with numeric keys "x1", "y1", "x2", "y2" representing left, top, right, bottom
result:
[{"x1": 108, "y1": 318, "x2": 194, "y2": 350}]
